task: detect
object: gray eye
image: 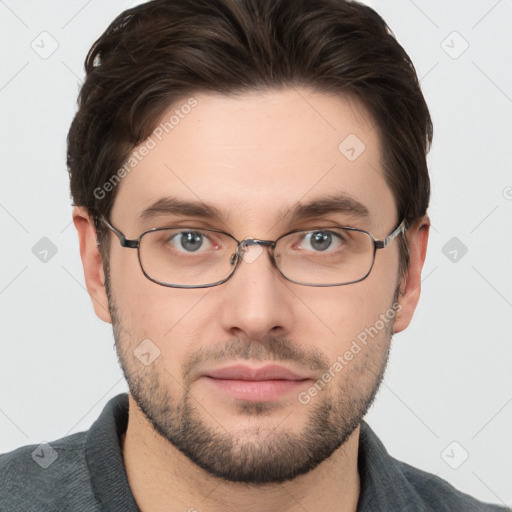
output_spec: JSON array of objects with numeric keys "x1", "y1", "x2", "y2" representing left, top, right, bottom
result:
[
  {"x1": 179, "y1": 232, "x2": 204, "y2": 252},
  {"x1": 309, "y1": 231, "x2": 333, "y2": 251}
]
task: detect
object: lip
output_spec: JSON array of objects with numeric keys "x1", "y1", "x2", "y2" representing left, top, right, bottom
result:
[
  {"x1": 204, "y1": 364, "x2": 308, "y2": 381},
  {"x1": 201, "y1": 364, "x2": 312, "y2": 402}
]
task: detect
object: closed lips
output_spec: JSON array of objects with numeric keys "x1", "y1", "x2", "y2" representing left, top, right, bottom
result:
[{"x1": 204, "y1": 364, "x2": 310, "y2": 381}]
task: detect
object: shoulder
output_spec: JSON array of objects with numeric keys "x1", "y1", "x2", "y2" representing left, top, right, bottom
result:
[
  {"x1": 357, "y1": 421, "x2": 509, "y2": 512},
  {"x1": 0, "y1": 431, "x2": 98, "y2": 511},
  {"x1": 397, "y1": 458, "x2": 510, "y2": 511}
]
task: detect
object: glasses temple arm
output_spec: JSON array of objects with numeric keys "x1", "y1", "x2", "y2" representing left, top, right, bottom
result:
[
  {"x1": 93, "y1": 216, "x2": 138, "y2": 248},
  {"x1": 374, "y1": 218, "x2": 408, "y2": 249}
]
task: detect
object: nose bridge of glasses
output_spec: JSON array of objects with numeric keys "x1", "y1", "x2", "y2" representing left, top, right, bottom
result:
[
  {"x1": 235, "y1": 238, "x2": 275, "y2": 265},
  {"x1": 238, "y1": 238, "x2": 274, "y2": 250}
]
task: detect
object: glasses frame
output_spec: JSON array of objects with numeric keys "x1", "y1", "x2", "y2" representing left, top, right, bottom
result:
[{"x1": 94, "y1": 216, "x2": 408, "y2": 289}]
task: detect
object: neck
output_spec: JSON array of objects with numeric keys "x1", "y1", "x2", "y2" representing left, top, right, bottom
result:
[{"x1": 122, "y1": 394, "x2": 361, "y2": 512}]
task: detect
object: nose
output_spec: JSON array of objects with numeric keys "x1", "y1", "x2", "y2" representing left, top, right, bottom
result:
[{"x1": 219, "y1": 241, "x2": 294, "y2": 341}]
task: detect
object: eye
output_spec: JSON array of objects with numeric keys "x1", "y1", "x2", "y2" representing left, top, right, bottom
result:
[
  {"x1": 168, "y1": 230, "x2": 214, "y2": 253},
  {"x1": 299, "y1": 230, "x2": 344, "y2": 252}
]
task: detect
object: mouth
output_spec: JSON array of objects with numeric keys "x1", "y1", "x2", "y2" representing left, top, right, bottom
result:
[{"x1": 201, "y1": 364, "x2": 312, "y2": 402}]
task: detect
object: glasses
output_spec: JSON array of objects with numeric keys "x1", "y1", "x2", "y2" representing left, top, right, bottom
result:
[{"x1": 95, "y1": 216, "x2": 408, "y2": 288}]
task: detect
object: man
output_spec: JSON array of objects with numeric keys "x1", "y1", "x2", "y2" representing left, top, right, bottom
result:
[{"x1": 0, "y1": 0, "x2": 508, "y2": 510}]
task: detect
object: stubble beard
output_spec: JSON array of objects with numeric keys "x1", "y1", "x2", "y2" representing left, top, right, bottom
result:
[{"x1": 106, "y1": 276, "x2": 395, "y2": 484}]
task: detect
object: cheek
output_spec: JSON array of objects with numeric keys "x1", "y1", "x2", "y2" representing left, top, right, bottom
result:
[
  {"x1": 303, "y1": 273, "x2": 398, "y2": 363},
  {"x1": 109, "y1": 261, "x2": 211, "y2": 374},
  {"x1": 109, "y1": 245, "x2": 174, "y2": 332}
]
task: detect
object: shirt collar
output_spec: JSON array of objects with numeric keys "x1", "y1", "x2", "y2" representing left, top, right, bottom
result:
[
  {"x1": 86, "y1": 393, "x2": 139, "y2": 512},
  {"x1": 357, "y1": 420, "x2": 421, "y2": 510}
]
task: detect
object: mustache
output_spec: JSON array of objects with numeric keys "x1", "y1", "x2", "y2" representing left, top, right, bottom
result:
[{"x1": 182, "y1": 336, "x2": 330, "y2": 377}]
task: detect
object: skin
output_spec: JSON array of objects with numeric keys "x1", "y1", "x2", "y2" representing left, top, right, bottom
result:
[{"x1": 74, "y1": 87, "x2": 429, "y2": 512}]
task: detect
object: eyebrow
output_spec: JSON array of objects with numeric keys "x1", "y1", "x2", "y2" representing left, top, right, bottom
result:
[
  {"x1": 139, "y1": 197, "x2": 223, "y2": 221},
  {"x1": 138, "y1": 193, "x2": 370, "y2": 224},
  {"x1": 281, "y1": 193, "x2": 370, "y2": 223}
]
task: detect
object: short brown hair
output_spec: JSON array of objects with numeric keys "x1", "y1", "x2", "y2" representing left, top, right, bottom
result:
[{"x1": 67, "y1": 0, "x2": 432, "y2": 281}]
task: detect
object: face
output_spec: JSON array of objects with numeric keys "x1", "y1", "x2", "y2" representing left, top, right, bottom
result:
[{"x1": 102, "y1": 88, "x2": 404, "y2": 483}]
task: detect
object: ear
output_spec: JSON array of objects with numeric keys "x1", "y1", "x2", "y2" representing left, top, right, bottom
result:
[
  {"x1": 392, "y1": 215, "x2": 430, "y2": 333},
  {"x1": 72, "y1": 206, "x2": 112, "y2": 323}
]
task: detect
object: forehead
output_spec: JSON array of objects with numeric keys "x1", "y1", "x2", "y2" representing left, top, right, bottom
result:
[{"x1": 111, "y1": 87, "x2": 396, "y2": 234}]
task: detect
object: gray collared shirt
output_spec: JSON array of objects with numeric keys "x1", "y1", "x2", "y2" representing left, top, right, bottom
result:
[{"x1": 0, "y1": 393, "x2": 509, "y2": 511}]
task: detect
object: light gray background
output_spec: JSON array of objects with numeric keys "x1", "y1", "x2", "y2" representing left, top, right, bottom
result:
[{"x1": 0, "y1": 0, "x2": 511, "y2": 507}]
